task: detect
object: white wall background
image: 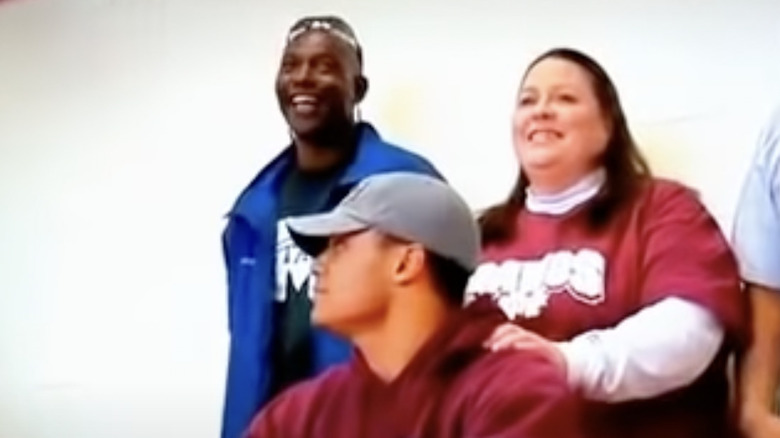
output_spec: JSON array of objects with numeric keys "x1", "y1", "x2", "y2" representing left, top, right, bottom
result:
[{"x1": 1, "y1": 0, "x2": 779, "y2": 436}]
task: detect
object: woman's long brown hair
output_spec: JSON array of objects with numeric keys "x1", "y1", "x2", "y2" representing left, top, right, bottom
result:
[{"x1": 479, "y1": 48, "x2": 652, "y2": 246}]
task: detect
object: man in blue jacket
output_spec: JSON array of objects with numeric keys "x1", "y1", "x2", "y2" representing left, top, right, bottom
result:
[{"x1": 220, "y1": 15, "x2": 441, "y2": 438}]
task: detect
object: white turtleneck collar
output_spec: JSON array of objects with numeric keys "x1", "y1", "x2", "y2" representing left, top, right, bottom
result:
[{"x1": 525, "y1": 168, "x2": 606, "y2": 215}]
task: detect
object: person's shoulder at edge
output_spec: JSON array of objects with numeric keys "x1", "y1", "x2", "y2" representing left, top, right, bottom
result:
[
  {"x1": 731, "y1": 104, "x2": 780, "y2": 290},
  {"x1": 244, "y1": 363, "x2": 351, "y2": 438},
  {"x1": 761, "y1": 103, "x2": 780, "y2": 145},
  {"x1": 454, "y1": 346, "x2": 583, "y2": 438},
  {"x1": 754, "y1": 104, "x2": 780, "y2": 174}
]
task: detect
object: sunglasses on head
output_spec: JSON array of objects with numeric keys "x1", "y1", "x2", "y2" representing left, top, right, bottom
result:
[{"x1": 287, "y1": 17, "x2": 360, "y2": 50}]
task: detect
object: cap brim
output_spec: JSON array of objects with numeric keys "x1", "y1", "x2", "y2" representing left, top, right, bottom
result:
[{"x1": 286, "y1": 210, "x2": 368, "y2": 257}]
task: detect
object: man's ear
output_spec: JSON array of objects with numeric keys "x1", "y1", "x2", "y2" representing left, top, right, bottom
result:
[
  {"x1": 354, "y1": 75, "x2": 369, "y2": 104},
  {"x1": 393, "y1": 245, "x2": 425, "y2": 286}
]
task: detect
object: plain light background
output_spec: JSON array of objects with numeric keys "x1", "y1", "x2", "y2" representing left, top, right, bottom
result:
[{"x1": 1, "y1": 0, "x2": 779, "y2": 436}]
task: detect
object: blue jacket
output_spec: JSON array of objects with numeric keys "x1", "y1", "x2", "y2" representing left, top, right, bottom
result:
[{"x1": 220, "y1": 123, "x2": 442, "y2": 438}]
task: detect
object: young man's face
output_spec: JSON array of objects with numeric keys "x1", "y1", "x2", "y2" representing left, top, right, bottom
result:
[
  {"x1": 311, "y1": 230, "x2": 396, "y2": 335},
  {"x1": 275, "y1": 31, "x2": 363, "y2": 142}
]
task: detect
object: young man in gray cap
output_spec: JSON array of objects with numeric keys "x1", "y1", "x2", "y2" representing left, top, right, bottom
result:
[{"x1": 246, "y1": 172, "x2": 581, "y2": 438}]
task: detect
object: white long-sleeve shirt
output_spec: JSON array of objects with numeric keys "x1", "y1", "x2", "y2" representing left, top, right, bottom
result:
[
  {"x1": 526, "y1": 170, "x2": 725, "y2": 402},
  {"x1": 555, "y1": 297, "x2": 724, "y2": 402}
]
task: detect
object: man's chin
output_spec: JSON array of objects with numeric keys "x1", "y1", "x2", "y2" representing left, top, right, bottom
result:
[
  {"x1": 287, "y1": 115, "x2": 354, "y2": 146},
  {"x1": 287, "y1": 115, "x2": 326, "y2": 139},
  {"x1": 311, "y1": 305, "x2": 328, "y2": 327},
  {"x1": 312, "y1": 307, "x2": 350, "y2": 335}
]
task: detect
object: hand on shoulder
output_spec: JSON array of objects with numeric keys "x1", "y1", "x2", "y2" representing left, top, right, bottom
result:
[{"x1": 484, "y1": 323, "x2": 568, "y2": 377}]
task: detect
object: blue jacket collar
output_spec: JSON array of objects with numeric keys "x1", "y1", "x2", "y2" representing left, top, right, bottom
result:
[{"x1": 230, "y1": 122, "x2": 397, "y2": 228}]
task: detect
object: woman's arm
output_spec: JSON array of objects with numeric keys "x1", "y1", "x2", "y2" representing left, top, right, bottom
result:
[
  {"x1": 487, "y1": 297, "x2": 724, "y2": 402},
  {"x1": 488, "y1": 182, "x2": 747, "y2": 402},
  {"x1": 556, "y1": 297, "x2": 723, "y2": 402}
]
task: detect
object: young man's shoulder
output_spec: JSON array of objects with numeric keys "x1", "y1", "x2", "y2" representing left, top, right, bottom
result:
[
  {"x1": 443, "y1": 347, "x2": 583, "y2": 437},
  {"x1": 245, "y1": 364, "x2": 352, "y2": 437},
  {"x1": 456, "y1": 347, "x2": 570, "y2": 399},
  {"x1": 436, "y1": 350, "x2": 581, "y2": 438}
]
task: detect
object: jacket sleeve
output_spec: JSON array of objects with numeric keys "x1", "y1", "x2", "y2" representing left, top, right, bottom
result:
[
  {"x1": 392, "y1": 149, "x2": 445, "y2": 181},
  {"x1": 221, "y1": 220, "x2": 234, "y2": 333},
  {"x1": 415, "y1": 156, "x2": 443, "y2": 180},
  {"x1": 463, "y1": 350, "x2": 584, "y2": 438},
  {"x1": 222, "y1": 221, "x2": 231, "y2": 270}
]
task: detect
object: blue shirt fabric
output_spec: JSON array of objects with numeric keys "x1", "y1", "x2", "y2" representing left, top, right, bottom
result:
[
  {"x1": 733, "y1": 106, "x2": 780, "y2": 290},
  {"x1": 220, "y1": 122, "x2": 442, "y2": 438}
]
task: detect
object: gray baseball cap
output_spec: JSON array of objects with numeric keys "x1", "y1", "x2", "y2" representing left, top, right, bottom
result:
[{"x1": 286, "y1": 172, "x2": 480, "y2": 272}]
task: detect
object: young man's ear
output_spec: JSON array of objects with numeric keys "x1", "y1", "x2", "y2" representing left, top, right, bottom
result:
[
  {"x1": 393, "y1": 245, "x2": 426, "y2": 286},
  {"x1": 354, "y1": 75, "x2": 369, "y2": 105}
]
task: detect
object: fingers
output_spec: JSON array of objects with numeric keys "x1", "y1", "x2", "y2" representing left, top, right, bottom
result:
[
  {"x1": 491, "y1": 334, "x2": 543, "y2": 351},
  {"x1": 484, "y1": 323, "x2": 537, "y2": 351},
  {"x1": 488, "y1": 323, "x2": 520, "y2": 343}
]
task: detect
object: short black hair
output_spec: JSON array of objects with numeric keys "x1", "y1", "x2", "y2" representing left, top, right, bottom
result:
[{"x1": 425, "y1": 251, "x2": 471, "y2": 307}]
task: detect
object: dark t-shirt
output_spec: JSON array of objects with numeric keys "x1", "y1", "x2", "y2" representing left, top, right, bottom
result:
[{"x1": 269, "y1": 162, "x2": 346, "y2": 398}]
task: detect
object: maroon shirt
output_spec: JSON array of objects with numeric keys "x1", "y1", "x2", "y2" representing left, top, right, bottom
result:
[
  {"x1": 246, "y1": 298, "x2": 582, "y2": 438},
  {"x1": 470, "y1": 179, "x2": 748, "y2": 438}
]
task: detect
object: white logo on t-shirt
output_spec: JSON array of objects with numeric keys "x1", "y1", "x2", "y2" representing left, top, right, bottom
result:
[
  {"x1": 275, "y1": 220, "x2": 315, "y2": 302},
  {"x1": 466, "y1": 249, "x2": 606, "y2": 319}
]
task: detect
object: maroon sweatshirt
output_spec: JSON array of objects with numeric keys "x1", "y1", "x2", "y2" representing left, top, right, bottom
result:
[
  {"x1": 246, "y1": 298, "x2": 582, "y2": 438},
  {"x1": 473, "y1": 179, "x2": 747, "y2": 438}
]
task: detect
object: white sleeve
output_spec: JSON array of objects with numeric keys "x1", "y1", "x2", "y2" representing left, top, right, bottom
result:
[{"x1": 555, "y1": 297, "x2": 724, "y2": 403}]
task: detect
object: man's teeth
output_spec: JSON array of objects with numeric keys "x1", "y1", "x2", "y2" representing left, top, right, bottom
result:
[{"x1": 292, "y1": 95, "x2": 317, "y2": 104}]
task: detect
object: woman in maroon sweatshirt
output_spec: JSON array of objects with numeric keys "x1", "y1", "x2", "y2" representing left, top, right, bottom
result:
[
  {"x1": 246, "y1": 172, "x2": 582, "y2": 438},
  {"x1": 472, "y1": 48, "x2": 748, "y2": 438}
]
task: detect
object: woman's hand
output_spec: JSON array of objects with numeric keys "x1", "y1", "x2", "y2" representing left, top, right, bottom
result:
[{"x1": 484, "y1": 323, "x2": 568, "y2": 375}]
